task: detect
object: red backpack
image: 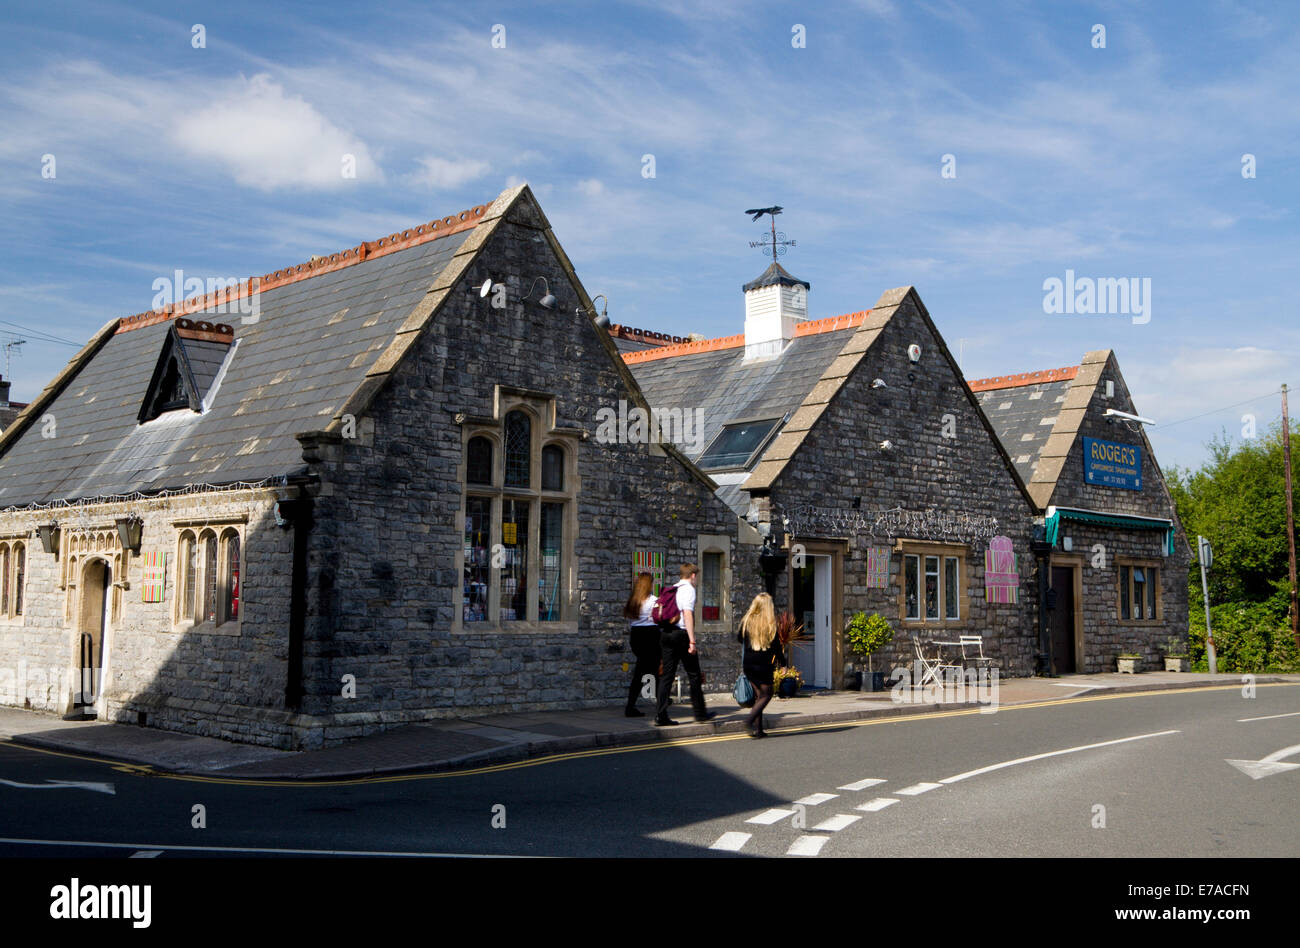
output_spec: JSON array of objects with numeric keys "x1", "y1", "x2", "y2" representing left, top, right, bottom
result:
[{"x1": 651, "y1": 584, "x2": 681, "y2": 626}]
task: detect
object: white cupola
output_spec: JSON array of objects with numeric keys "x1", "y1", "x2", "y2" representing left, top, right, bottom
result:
[{"x1": 743, "y1": 262, "x2": 810, "y2": 361}]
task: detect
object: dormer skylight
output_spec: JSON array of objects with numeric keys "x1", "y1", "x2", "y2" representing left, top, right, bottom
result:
[{"x1": 138, "y1": 319, "x2": 234, "y2": 423}]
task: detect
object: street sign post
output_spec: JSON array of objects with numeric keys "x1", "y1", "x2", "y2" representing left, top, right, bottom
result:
[{"x1": 1199, "y1": 535, "x2": 1216, "y2": 674}]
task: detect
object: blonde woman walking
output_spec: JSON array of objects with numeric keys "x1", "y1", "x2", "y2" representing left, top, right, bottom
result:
[{"x1": 737, "y1": 592, "x2": 784, "y2": 738}]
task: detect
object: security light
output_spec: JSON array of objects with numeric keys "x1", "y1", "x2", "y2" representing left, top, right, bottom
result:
[
  {"x1": 1104, "y1": 408, "x2": 1155, "y2": 425},
  {"x1": 872, "y1": 378, "x2": 887, "y2": 389},
  {"x1": 521, "y1": 277, "x2": 557, "y2": 309},
  {"x1": 907, "y1": 344, "x2": 922, "y2": 363},
  {"x1": 477, "y1": 278, "x2": 494, "y2": 298}
]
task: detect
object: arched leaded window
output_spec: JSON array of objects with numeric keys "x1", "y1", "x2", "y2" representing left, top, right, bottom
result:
[
  {"x1": 467, "y1": 436, "x2": 494, "y2": 485},
  {"x1": 541, "y1": 444, "x2": 565, "y2": 491},
  {"x1": 179, "y1": 531, "x2": 197, "y2": 622},
  {"x1": 202, "y1": 531, "x2": 218, "y2": 623},
  {"x1": 12, "y1": 543, "x2": 24, "y2": 617},
  {"x1": 221, "y1": 529, "x2": 241, "y2": 625},
  {"x1": 0, "y1": 544, "x2": 10, "y2": 615},
  {"x1": 504, "y1": 410, "x2": 532, "y2": 488}
]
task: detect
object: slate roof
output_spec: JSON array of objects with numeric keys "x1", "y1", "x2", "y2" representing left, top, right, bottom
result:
[
  {"x1": 974, "y1": 375, "x2": 1075, "y2": 483},
  {"x1": 627, "y1": 318, "x2": 864, "y2": 515},
  {"x1": 0, "y1": 219, "x2": 476, "y2": 507}
]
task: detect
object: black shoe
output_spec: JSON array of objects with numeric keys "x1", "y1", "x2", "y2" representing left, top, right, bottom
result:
[
  {"x1": 693, "y1": 712, "x2": 717, "y2": 722},
  {"x1": 654, "y1": 716, "x2": 678, "y2": 727},
  {"x1": 625, "y1": 707, "x2": 645, "y2": 717},
  {"x1": 751, "y1": 729, "x2": 767, "y2": 739}
]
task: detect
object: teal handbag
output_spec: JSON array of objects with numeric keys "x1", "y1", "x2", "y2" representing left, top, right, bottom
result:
[{"x1": 733, "y1": 638, "x2": 756, "y2": 707}]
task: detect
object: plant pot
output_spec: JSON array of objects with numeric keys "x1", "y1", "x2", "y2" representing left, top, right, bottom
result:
[
  {"x1": 845, "y1": 671, "x2": 862, "y2": 691},
  {"x1": 777, "y1": 677, "x2": 799, "y2": 698},
  {"x1": 866, "y1": 671, "x2": 886, "y2": 692},
  {"x1": 1117, "y1": 657, "x2": 1141, "y2": 674},
  {"x1": 1164, "y1": 657, "x2": 1188, "y2": 672}
]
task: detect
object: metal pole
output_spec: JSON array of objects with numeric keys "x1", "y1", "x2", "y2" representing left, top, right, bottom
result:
[
  {"x1": 1282, "y1": 385, "x2": 1299, "y2": 648},
  {"x1": 1199, "y1": 536, "x2": 1216, "y2": 675}
]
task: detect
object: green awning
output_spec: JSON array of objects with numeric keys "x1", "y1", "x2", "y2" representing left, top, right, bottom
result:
[{"x1": 1045, "y1": 507, "x2": 1176, "y2": 556}]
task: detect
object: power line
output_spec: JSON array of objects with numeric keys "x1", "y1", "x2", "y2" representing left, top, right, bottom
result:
[
  {"x1": 0, "y1": 319, "x2": 82, "y2": 347},
  {"x1": 1153, "y1": 386, "x2": 1291, "y2": 431}
]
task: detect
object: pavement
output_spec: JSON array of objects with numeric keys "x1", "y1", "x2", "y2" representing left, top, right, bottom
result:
[{"x1": 1, "y1": 671, "x2": 1294, "y2": 780}]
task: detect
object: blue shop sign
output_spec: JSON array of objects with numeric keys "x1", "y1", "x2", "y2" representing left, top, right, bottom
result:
[{"x1": 1083, "y1": 437, "x2": 1142, "y2": 490}]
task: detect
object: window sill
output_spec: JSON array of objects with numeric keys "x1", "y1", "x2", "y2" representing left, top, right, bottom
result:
[
  {"x1": 173, "y1": 618, "x2": 243, "y2": 637},
  {"x1": 455, "y1": 620, "x2": 579, "y2": 634}
]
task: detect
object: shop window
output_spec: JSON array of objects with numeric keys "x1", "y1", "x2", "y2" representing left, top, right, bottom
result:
[
  {"x1": 176, "y1": 526, "x2": 243, "y2": 628},
  {"x1": 1118, "y1": 561, "x2": 1159, "y2": 623},
  {"x1": 221, "y1": 529, "x2": 241, "y2": 625},
  {"x1": 701, "y1": 551, "x2": 723, "y2": 621},
  {"x1": 900, "y1": 544, "x2": 965, "y2": 623},
  {"x1": 460, "y1": 397, "x2": 576, "y2": 626}
]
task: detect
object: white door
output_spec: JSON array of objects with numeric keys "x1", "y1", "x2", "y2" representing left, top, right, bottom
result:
[{"x1": 813, "y1": 555, "x2": 832, "y2": 688}]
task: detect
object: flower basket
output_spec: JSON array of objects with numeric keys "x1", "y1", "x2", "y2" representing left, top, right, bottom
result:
[{"x1": 774, "y1": 665, "x2": 802, "y2": 698}]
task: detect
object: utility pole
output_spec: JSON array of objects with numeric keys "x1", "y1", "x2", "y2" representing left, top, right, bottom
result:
[
  {"x1": 1199, "y1": 536, "x2": 1217, "y2": 674},
  {"x1": 1283, "y1": 385, "x2": 1299, "y2": 648}
]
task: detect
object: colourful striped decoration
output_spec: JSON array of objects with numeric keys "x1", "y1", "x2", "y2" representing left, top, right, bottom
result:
[
  {"x1": 141, "y1": 552, "x2": 170, "y2": 603},
  {"x1": 866, "y1": 547, "x2": 891, "y2": 588},
  {"x1": 984, "y1": 536, "x2": 1019, "y2": 604},
  {"x1": 632, "y1": 551, "x2": 665, "y2": 593}
]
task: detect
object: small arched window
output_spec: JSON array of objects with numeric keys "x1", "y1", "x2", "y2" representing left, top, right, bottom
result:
[
  {"x1": 541, "y1": 444, "x2": 565, "y2": 491},
  {"x1": 467, "y1": 436, "x2": 494, "y2": 485},
  {"x1": 202, "y1": 531, "x2": 218, "y2": 623},
  {"x1": 0, "y1": 544, "x2": 9, "y2": 615},
  {"x1": 12, "y1": 543, "x2": 24, "y2": 617},
  {"x1": 221, "y1": 529, "x2": 241, "y2": 625},
  {"x1": 504, "y1": 411, "x2": 532, "y2": 488},
  {"x1": 179, "y1": 531, "x2": 197, "y2": 621}
]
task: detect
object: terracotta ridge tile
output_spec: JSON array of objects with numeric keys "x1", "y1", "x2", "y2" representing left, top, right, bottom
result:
[
  {"x1": 115, "y1": 203, "x2": 492, "y2": 334},
  {"x1": 967, "y1": 365, "x2": 1079, "y2": 392}
]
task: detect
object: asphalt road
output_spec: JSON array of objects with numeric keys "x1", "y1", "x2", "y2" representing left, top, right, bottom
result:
[{"x1": 0, "y1": 683, "x2": 1296, "y2": 858}]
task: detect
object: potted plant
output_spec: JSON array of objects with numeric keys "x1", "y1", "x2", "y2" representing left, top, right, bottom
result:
[
  {"x1": 1117, "y1": 653, "x2": 1142, "y2": 674},
  {"x1": 845, "y1": 612, "x2": 895, "y2": 692},
  {"x1": 774, "y1": 665, "x2": 803, "y2": 698},
  {"x1": 1161, "y1": 637, "x2": 1189, "y2": 672}
]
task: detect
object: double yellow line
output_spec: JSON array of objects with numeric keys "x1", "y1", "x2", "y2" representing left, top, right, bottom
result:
[{"x1": 1, "y1": 681, "x2": 1293, "y2": 789}]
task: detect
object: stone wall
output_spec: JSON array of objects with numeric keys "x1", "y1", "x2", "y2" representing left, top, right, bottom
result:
[
  {"x1": 757, "y1": 292, "x2": 1040, "y2": 681},
  {"x1": 0, "y1": 488, "x2": 300, "y2": 747},
  {"x1": 295, "y1": 197, "x2": 757, "y2": 746},
  {"x1": 1046, "y1": 352, "x2": 1192, "y2": 670}
]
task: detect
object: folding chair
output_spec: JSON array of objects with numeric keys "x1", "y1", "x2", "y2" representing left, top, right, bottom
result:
[
  {"x1": 958, "y1": 635, "x2": 996, "y2": 672},
  {"x1": 912, "y1": 636, "x2": 942, "y2": 687}
]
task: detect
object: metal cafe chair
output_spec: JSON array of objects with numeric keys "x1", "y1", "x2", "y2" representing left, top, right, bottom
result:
[
  {"x1": 911, "y1": 636, "x2": 944, "y2": 687},
  {"x1": 958, "y1": 634, "x2": 996, "y2": 672}
]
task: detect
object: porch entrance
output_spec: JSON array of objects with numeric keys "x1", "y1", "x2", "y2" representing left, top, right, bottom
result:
[
  {"x1": 791, "y1": 554, "x2": 834, "y2": 688},
  {"x1": 1049, "y1": 565, "x2": 1077, "y2": 674},
  {"x1": 76, "y1": 559, "x2": 112, "y2": 712}
]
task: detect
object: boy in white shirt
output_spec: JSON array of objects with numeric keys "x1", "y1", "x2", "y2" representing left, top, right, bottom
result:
[{"x1": 654, "y1": 564, "x2": 715, "y2": 725}]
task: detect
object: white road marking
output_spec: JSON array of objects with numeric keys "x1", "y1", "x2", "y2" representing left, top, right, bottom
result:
[
  {"x1": 709, "y1": 832, "x2": 752, "y2": 852},
  {"x1": 812, "y1": 814, "x2": 862, "y2": 832},
  {"x1": 1225, "y1": 743, "x2": 1300, "y2": 780},
  {"x1": 0, "y1": 778, "x2": 115, "y2": 795},
  {"x1": 747, "y1": 808, "x2": 797, "y2": 825},
  {"x1": 1238, "y1": 711, "x2": 1300, "y2": 723},
  {"x1": 786, "y1": 835, "x2": 829, "y2": 856},
  {"x1": 837, "y1": 778, "x2": 886, "y2": 791},
  {"x1": 855, "y1": 798, "x2": 899, "y2": 812},
  {"x1": 794, "y1": 792, "x2": 838, "y2": 806},
  {"x1": 129, "y1": 851, "x2": 162, "y2": 859},
  {"x1": 896, "y1": 782, "x2": 943, "y2": 795},
  {"x1": 0, "y1": 837, "x2": 523, "y2": 857},
  {"x1": 938, "y1": 729, "x2": 1181, "y2": 784}
]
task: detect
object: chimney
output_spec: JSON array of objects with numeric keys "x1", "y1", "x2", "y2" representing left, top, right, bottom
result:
[
  {"x1": 0, "y1": 375, "x2": 9, "y2": 408},
  {"x1": 743, "y1": 262, "x2": 810, "y2": 360}
]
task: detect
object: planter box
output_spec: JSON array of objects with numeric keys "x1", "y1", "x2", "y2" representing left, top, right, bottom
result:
[
  {"x1": 1164, "y1": 657, "x2": 1189, "y2": 672},
  {"x1": 1117, "y1": 657, "x2": 1141, "y2": 674}
]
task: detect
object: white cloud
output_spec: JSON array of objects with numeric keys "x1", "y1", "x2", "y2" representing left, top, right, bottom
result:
[
  {"x1": 171, "y1": 74, "x2": 380, "y2": 190},
  {"x1": 410, "y1": 155, "x2": 491, "y2": 190},
  {"x1": 576, "y1": 178, "x2": 604, "y2": 197}
]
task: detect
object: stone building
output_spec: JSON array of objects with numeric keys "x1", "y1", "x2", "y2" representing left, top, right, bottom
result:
[
  {"x1": 972, "y1": 351, "x2": 1192, "y2": 672},
  {"x1": 626, "y1": 264, "x2": 1190, "y2": 683},
  {"x1": 0, "y1": 375, "x2": 27, "y2": 433},
  {"x1": 0, "y1": 184, "x2": 759, "y2": 749}
]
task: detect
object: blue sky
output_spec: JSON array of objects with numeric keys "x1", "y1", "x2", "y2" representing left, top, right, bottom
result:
[{"x1": 1, "y1": 0, "x2": 1297, "y2": 472}]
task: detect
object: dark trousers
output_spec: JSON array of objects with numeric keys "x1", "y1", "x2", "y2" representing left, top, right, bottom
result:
[
  {"x1": 626, "y1": 626, "x2": 660, "y2": 710},
  {"x1": 657, "y1": 627, "x2": 706, "y2": 719}
]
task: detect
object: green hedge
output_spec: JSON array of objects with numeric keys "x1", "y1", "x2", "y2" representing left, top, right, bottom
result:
[{"x1": 1186, "y1": 591, "x2": 1300, "y2": 673}]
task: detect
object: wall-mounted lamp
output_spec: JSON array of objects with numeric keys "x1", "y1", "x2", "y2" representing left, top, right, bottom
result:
[
  {"x1": 115, "y1": 515, "x2": 144, "y2": 553},
  {"x1": 36, "y1": 522, "x2": 60, "y2": 555},
  {"x1": 879, "y1": 440, "x2": 894, "y2": 451},
  {"x1": 521, "y1": 277, "x2": 557, "y2": 310},
  {"x1": 582, "y1": 294, "x2": 611, "y2": 328},
  {"x1": 871, "y1": 378, "x2": 887, "y2": 389}
]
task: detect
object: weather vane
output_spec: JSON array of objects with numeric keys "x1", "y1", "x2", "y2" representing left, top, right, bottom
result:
[{"x1": 745, "y1": 205, "x2": 796, "y2": 259}]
